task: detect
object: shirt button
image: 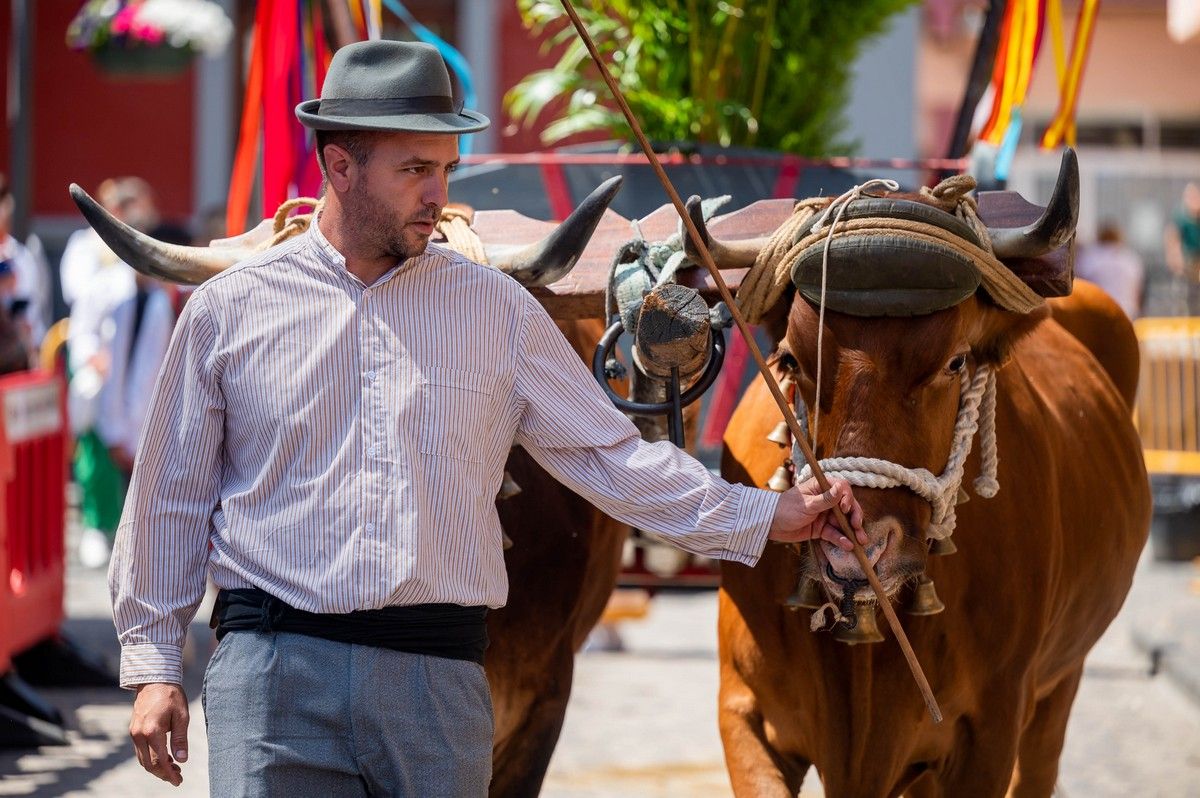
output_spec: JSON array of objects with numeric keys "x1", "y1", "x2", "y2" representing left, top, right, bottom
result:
[
  {"x1": 367, "y1": 370, "x2": 377, "y2": 382},
  {"x1": 365, "y1": 522, "x2": 375, "y2": 532},
  {"x1": 363, "y1": 289, "x2": 373, "y2": 299},
  {"x1": 368, "y1": 445, "x2": 377, "y2": 457}
]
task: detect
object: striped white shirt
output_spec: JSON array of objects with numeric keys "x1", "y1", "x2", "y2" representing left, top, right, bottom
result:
[{"x1": 109, "y1": 221, "x2": 779, "y2": 687}]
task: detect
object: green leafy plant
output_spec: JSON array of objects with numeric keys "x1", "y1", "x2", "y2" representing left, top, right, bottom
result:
[{"x1": 506, "y1": 0, "x2": 917, "y2": 155}]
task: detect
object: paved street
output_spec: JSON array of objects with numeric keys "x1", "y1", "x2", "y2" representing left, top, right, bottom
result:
[{"x1": 2, "y1": 546, "x2": 1198, "y2": 797}]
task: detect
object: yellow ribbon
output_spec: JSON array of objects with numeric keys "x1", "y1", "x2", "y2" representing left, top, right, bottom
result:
[{"x1": 1042, "y1": 0, "x2": 1101, "y2": 149}]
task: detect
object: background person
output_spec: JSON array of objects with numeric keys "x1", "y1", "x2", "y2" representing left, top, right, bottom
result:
[
  {"x1": 1074, "y1": 220, "x2": 1145, "y2": 319},
  {"x1": 66, "y1": 177, "x2": 154, "y2": 567},
  {"x1": 1165, "y1": 181, "x2": 1200, "y2": 315}
]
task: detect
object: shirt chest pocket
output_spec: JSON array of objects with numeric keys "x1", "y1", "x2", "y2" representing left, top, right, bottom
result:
[{"x1": 417, "y1": 367, "x2": 501, "y2": 464}]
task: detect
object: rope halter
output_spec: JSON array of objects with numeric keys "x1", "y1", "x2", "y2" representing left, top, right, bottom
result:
[{"x1": 791, "y1": 361, "x2": 999, "y2": 541}]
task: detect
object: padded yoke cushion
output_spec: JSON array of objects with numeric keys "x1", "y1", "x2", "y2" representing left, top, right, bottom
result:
[{"x1": 791, "y1": 236, "x2": 982, "y2": 317}]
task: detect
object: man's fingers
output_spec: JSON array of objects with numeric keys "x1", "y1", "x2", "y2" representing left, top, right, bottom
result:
[
  {"x1": 148, "y1": 731, "x2": 181, "y2": 786},
  {"x1": 850, "y1": 502, "x2": 868, "y2": 544},
  {"x1": 171, "y1": 704, "x2": 190, "y2": 763},
  {"x1": 131, "y1": 733, "x2": 151, "y2": 774}
]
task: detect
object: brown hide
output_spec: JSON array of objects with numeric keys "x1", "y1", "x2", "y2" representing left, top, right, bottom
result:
[
  {"x1": 1048, "y1": 279, "x2": 1140, "y2": 408},
  {"x1": 718, "y1": 297, "x2": 1149, "y2": 796},
  {"x1": 485, "y1": 318, "x2": 629, "y2": 797}
]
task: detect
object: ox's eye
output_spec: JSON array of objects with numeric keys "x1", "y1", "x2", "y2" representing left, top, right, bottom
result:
[{"x1": 946, "y1": 353, "x2": 969, "y2": 373}]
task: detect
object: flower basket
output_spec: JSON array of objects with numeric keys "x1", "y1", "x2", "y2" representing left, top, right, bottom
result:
[
  {"x1": 68, "y1": 0, "x2": 232, "y2": 78},
  {"x1": 91, "y1": 45, "x2": 194, "y2": 79}
]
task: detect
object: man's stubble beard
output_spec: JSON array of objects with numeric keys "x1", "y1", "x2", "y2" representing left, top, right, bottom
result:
[{"x1": 343, "y1": 177, "x2": 434, "y2": 261}]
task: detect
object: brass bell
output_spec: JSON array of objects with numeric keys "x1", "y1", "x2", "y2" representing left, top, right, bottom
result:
[
  {"x1": 782, "y1": 577, "x2": 824, "y2": 610},
  {"x1": 766, "y1": 420, "x2": 791, "y2": 446},
  {"x1": 498, "y1": 470, "x2": 522, "y2": 501},
  {"x1": 906, "y1": 576, "x2": 945, "y2": 616},
  {"x1": 929, "y1": 536, "x2": 957, "y2": 556},
  {"x1": 833, "y1": 605, "x2": 884, "y2": 644},
  {"x1": 956, "y1": 486, "x2": 970, "y2": 505},
  {"x1": 768, "y1": 464, "x2": 793, "y2": 492}
]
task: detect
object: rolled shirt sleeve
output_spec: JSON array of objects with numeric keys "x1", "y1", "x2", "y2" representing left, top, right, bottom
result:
[
  {"x1": 513, "y1": 293, "x2": 778, "y2": 565},
  {"x1": 107, "y1": 290, "x2": 225, "y2": 688}
]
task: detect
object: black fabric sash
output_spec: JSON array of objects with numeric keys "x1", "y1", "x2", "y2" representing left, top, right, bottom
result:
[{"x1": 211, "y1": 588, "x2": 488, "y2": 665}]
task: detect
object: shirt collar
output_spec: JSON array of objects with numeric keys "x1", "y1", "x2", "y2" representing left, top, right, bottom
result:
[{"x1": 305, "y1": 211, "x2": 410, "y2": 290}]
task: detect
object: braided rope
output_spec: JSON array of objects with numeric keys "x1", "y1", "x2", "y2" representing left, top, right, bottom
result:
[
  {"x1": 735, "y1": 197, "x2": 828, "y2": 324},
  {"x1": 436, "y1": 206, "x2": 488, "y2": 264},
  {"x1": 792, "y1": 364, "x2": 998, "y2": 540},
  {"x1": 268, "y1": 197, "x2": 323, "y2": 247}
]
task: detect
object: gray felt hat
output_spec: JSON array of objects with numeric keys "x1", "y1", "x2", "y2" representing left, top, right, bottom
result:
[{"x1": 295, "y1": 40, "x2": 489, "y2": 134}]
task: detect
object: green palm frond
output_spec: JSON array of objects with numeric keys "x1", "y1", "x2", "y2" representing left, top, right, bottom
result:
[{"x1": 505, "y1": 0, "x2": 917, "y2": 156}]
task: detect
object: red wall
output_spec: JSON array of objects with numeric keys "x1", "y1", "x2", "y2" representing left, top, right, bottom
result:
[
  {"x1": 497, "y1": 2, "x2": 605, "y2": 153},
  {"x1": 0, "y1": 1, "x2": 195, "y2": 219}
]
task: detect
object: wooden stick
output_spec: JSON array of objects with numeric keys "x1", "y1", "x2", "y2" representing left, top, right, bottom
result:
[{"x1": 557, "y1": 0, "x2": 943, "y2": 724}]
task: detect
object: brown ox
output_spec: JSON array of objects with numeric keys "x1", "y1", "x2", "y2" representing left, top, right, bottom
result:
[
  {"x1": 69, "y1": 182, "x2": 629, "y2": 798},
  {"x1": 713, "y1": 164, "x2": 1149, "y2": 796}
]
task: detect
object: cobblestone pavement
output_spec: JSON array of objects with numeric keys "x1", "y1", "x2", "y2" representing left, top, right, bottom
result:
[{"x1": 1, "y1": 548, "x2": 1197, "y2": 797}]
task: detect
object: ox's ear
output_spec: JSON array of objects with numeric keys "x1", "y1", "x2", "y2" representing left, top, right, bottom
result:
[{"x1": 968, "y1": 299, "x2": 1051, "y2": 367}]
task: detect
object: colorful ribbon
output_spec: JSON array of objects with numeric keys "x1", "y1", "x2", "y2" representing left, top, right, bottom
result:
[{"x1": 1041, "y1": 0, "x2": 1100, "y2": 149}]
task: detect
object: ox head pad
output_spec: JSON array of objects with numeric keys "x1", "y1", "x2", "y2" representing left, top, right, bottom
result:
[{"x1": 789, "y1": 198, "x2": 984, "y2": 318}]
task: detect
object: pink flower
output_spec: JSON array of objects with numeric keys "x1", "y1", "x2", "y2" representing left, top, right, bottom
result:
[{"x1": 111, "y1": 7, "x2": 137, "y2": 35}]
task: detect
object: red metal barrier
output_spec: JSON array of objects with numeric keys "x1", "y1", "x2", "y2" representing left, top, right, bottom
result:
[{"x1": 0, "y1": 371, "x2": 67, "y2": 674}]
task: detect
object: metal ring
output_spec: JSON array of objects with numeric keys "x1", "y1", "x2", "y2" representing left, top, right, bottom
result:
[{"x1": 591, "y1": 318, "x2": 726, "y2": 416}]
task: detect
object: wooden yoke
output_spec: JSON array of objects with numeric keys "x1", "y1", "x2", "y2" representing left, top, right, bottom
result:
[{"x1": 467, "y1": 193, "x2": 1072, "y2": 321}]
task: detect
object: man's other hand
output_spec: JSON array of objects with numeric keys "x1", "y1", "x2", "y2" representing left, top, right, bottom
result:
[
  {"x1": 767, "y1": 477, "x2": 867, "y2": 550},
  {"x1": 130, "y1": 682, "x2": 189, "y2": 786}
]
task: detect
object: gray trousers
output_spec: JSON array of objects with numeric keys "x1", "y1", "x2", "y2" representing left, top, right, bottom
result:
[{"x1": 202, "y1": 631, "x2": 493, "y2": 797}]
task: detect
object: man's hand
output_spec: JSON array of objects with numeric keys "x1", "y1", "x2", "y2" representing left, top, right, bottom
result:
[
  {"x1": 130, "y1": 682, "x2": 190, "y2": 786},
  {"x1": 768, "y1": 477, "x2": 867, "y2": 550}
]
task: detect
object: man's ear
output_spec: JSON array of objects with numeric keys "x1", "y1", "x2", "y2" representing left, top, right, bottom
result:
[
  {"x1": 968, "y1": 296, "x2": 1050, "y2": 367},
  {"x1": 322, "y1": 144, "x2": 355, "y2": 193}
]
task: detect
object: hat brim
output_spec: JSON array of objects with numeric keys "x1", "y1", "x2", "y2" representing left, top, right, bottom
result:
[{"x1": 295, "y1": 99, "x2": 489, "y2": 134}]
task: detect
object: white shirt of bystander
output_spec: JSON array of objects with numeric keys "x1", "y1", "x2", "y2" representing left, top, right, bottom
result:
[{"x1": 96, "y1": 288, "x2": 175, "y2": 461}]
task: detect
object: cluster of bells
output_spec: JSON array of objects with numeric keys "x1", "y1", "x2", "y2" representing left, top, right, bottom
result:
[{"x1": 765, "y1": 375, "x2": 951, "y2": 645}]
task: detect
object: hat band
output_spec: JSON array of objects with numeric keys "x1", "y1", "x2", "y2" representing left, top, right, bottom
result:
[{"x1": 317, "y1": 95, "x2": 461, "y2": 117}]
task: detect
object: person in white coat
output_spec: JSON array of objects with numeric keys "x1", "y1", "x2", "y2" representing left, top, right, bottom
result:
[{"x1": 96, "y1": 273, "x2": 176, "y2": 477}]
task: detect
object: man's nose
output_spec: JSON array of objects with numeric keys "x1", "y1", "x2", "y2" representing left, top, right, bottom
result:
[{"x1": 423, "y1": 176, "x2": 449, "y2": 209}]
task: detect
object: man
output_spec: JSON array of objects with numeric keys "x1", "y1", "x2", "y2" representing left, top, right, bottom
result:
[
  {"x1": 1165, "y1": 181, "x2": 1200, "y2": 315},
  {"x1": 96, "y1": 269, "x2": 176, "y2": 476},
  {"x1": 0, "y1": 173, "x2": 51, "y2": 347},
  {"x1": 1074, "y1": 220, "x2": 1144, "y2": 319},
  {"x1": 65, "y1": 177, "x2": 149, "y2": 568},
  {"x1": 110, "y1": 40, "x2": 866, "y2": 795}
]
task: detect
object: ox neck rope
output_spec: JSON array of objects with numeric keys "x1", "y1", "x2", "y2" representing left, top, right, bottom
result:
[{"x1": 785, "y1": 361, "x2": 999, "y2": 541}]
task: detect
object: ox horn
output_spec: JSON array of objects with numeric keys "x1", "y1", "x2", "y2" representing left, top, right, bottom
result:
[
  {"x1": 682, "y1": 194, "x2": 768, "y2": 269},
  {"x1": 69, "y1": 183, "x2": 251, "y2": 285},
  {"x1": 485, "y1": 175, "x2": 623, "y2": 287},
  {"x1": 986, "y1": 148, "x2": 1079, "y2": 260}
]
